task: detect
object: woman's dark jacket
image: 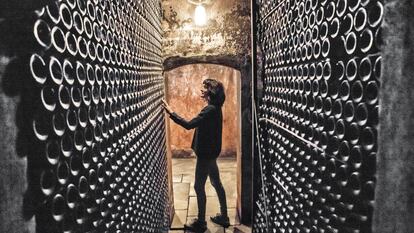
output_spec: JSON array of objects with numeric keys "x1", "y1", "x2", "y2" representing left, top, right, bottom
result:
[{"x1": 169, "y1": 104, "x2": 222, "y2": 159}]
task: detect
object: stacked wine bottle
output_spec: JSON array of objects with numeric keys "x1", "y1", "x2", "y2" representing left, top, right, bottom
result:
[
  {"x1": 29, "y1": 0, "x2": 169, "y2": 232},
  {"x1": 254, "y1": 0, "x2": 381, "y2": 232}
]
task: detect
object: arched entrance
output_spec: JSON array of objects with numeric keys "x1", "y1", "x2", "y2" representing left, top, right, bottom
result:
[{"x1": 163, "y1": 55, "x2": 253, "y2": 227}]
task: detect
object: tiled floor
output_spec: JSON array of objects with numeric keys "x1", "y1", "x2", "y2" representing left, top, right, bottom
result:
[{"x1": 169, "y1": 158, "x2": 241, "y2": 233}]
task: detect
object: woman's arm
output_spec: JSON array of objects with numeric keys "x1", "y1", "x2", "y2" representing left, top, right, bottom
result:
[{"x1": 169, "y1": 106, "x2": 214, "y2": 130}]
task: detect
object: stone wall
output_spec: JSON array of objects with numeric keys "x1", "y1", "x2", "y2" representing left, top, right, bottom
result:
[
  {"x1": 161, "y1": 0, "x2": 250, "y2": 58},
  {"x1": 373, "y1": 1, "x2": 414, "y2": 232},
  {"x1": 0, "y1": 3, "x2": 48, "y2": 231}
]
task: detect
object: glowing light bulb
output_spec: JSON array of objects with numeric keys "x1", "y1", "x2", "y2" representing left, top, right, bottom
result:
[{"x1": 194, "y1": 5, "x2": 207, "y2": 26}]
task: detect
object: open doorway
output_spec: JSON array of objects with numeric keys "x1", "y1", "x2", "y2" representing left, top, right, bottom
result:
[{"x1": 164, "y1": 63, "x2": 242, "y2": 231}]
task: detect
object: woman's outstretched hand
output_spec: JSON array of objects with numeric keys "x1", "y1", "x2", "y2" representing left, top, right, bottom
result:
[{"x1": 162, "y1": 99, "x2": 173, "y2": 114}]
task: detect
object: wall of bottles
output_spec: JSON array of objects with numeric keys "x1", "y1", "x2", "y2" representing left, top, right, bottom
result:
[
  {"x1": 29, "y1": 0, "x2": 169, "y2": 232},
  {"x1": 254, "y1": 0, "x2": 381, "y2": 232}
]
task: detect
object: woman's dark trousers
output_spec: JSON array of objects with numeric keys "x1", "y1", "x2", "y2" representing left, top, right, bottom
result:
[{"x1": 194, "y1": 158, "x2": 228, "y2": 221}]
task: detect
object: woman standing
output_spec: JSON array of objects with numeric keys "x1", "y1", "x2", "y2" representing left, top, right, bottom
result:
[{"x1": 162, "y1": 78, "x2": 229, "y2": 232}]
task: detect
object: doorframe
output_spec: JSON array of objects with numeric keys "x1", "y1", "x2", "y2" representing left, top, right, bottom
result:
[
  {"x1": 163, "y1": 54, "x2": 253, "y2": 225},
  {"x1": 163, "y1": 76, "x2": 176, "y2": 225}
]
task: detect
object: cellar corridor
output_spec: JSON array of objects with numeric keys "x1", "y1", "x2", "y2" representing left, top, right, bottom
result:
[{"x1": 1, "y1": 0, "x2": 414, "y2": 233}]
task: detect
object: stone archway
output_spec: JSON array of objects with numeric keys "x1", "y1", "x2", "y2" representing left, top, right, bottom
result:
[{"x1": 163, "y1": 54, "x2": 253, "y2": 225}]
